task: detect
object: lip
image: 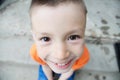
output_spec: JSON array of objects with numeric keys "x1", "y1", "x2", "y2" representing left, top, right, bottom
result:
[{"x1": 51, "y1": 59, "x2": 73, "y2": 69}]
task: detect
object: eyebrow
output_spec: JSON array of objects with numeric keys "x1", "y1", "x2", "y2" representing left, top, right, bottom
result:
[
  {"x1": 34, "y1": 28, "x2": 83, "y2": 36},
  {"x1": 35, "y1": 32, "x2": 52, "y2": 36},
  {"x1": 66, "y1": 29, "x2": 83, "y2": 35}
]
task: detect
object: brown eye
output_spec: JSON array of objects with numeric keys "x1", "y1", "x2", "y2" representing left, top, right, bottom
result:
[
  {"x1": 40, "y1": 37, "x2": 51, "y2": 42},
  {"x1": 68, "y1": 35, "x2": 80, "y2": 40}
]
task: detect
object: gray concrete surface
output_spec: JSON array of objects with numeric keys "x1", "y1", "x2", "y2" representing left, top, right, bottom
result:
[
  {"x1": 85, "y1": 0, "x2": 120, "y2": 40},
  {"x1": 0, "y1": 0, "x2": 120, "y2": 80},
  {"x1": 0, "y1": 61, "x2": 38, "y2": 80},
  {"x1": 75, "y1": 70, "x2": 120, "y2": 80},
  {"x1": 0, "y1": 61, "x2": 120, "y2": 80}
]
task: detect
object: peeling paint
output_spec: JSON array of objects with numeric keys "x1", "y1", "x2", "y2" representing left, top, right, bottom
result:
[
  {"x1": 101, "y1": 19, "x2": 108, "y2": 24},
  {"x1": 113, "y1": 33, "x2": 120, "y2": 37},
  {"x1": 102, "y1": 31, "x2": 109, "y2": 35},
  {"x1": 109, "y1": 56, "x2": 115, "y2": 63},
  {"x1": 97, "y1": 11, "x2": 100, "y2": 14},
  {"x1": 101, "y1": 46, "x2": 110, "y2": 55},
  {"x1": 93, "y1": 37, "x2": 103, "y2": 45},
  {"x1": 100, "y1": 26, "x2": 110, "y2": 31},
  {"x1": 95, "y1": 24, "x2": 98, "y2": 27},
  {"x1": 89, "y1": 73, "x2": 92, "y2": 76},
  {"x1": 102, "y1": 75, "x2": 106, "y2": 80},
  {"x1": 100, "y1": 26, "x2": 110, "y2": 35},
  {"x1": 88, "y1": 29, "x2": 97, "y2": 38},
  {"x1": 116, "y1": 23, "x2": 120, "y2": 27},
  {"x1": 115, "y1": 15, "x2": 120, "y2": 19},
  {"x1": 94, "y1": 74, "x2": 100, "y2": 80}
]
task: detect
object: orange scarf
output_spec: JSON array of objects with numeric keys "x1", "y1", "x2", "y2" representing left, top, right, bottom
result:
[{"x1": 30, "y1": 44, "x2": 90, "y2": 70}]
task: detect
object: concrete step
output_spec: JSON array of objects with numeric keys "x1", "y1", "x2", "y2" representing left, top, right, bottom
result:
[
  {"x1": 0, "y1": 61, "x2": 38, "y2": 80},
  {"x1": 85, "y1": 0, "x2": 120, "y2": 40},
  {"x1": 75, "y1": 70, "x2": 120, "y2": 80},
  {"x1": 0, "y1": 61, "x2": 120, "y2": 80}
]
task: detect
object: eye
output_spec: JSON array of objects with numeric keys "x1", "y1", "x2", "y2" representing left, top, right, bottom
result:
[
  {"x1": 39, "y1": 37, "x2": 51, "y2": 42},
  {"x1": 68, "y1": 35, "x2": 81, "y2": 41}
]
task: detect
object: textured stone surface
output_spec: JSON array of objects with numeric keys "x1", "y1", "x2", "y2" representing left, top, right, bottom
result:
[
  {"x1": 85, "y1": 0, "x2": 120, "y2": 40},
  {"x1": 0, "y1": 61, "x2": 119, "y2": 80},
  {"x1": 0, "y1": 0, "x2": 31, "y2": 37},
  {"x1": 75, "y1": 70, "x2": 120, "y2": 80},
  {"x1": 0, "y1": 61, "x2": 38, "y2": 80},
  {"x1": 84, "y1": 43, "x2": 118, "y2": 72}
]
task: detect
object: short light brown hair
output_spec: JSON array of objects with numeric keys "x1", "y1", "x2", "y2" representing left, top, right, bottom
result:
[{"x1": 30, "y1": 0, "x2": 87, "y2": 13}]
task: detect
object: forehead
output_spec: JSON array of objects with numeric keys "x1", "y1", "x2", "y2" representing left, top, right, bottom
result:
[{"x1": 30, "y1": 3, "x2": 86, "y2": 33}]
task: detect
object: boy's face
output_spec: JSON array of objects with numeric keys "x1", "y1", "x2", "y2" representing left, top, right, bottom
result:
[{"x1": 31, "y1": 3, "x2": 86, "y2": 73}]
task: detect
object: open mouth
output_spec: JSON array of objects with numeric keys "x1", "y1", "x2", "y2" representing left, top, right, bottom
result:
[{"x1": 53, "y1": 59, "x2": 72, "y2": 69}]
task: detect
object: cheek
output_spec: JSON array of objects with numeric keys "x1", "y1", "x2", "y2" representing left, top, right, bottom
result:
[
  {"x1": 69, "y1": 40, "x2": 84, "y2": 56},
  {"x1": 76, "y1": 45, "x2": 84, "y2": 56},
  {"x1": 36, "y1": 46, "x2": 50, "y2": 59}
]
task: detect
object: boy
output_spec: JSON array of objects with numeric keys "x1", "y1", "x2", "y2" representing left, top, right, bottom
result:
[{"x1": 29, "y1": 0, "x2": 90, "y2": 80}]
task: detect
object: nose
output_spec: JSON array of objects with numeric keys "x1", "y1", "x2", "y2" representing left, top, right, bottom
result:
[{"x1": 51, "y1": 42, "x2": 70, "y2": 60}]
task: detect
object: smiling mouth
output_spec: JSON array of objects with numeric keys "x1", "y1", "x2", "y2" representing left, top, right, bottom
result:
[{"x1": 52, "y1": 59, "x2": 73, "y2": 69}]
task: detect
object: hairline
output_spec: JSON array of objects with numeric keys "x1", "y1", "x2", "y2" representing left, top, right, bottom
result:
[{"x1": 29, "y1": 0, "x2": 87, "y2": 14}]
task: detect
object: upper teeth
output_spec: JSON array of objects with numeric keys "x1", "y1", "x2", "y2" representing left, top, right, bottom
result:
[{"x1": 57, "y1": 63, "x2": 66, "y2": 66}]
